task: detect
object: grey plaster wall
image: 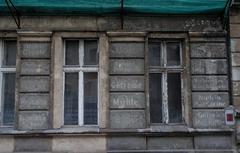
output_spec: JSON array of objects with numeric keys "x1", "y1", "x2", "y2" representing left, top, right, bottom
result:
[
  {"x1": 0, "y1": 14, "x2": 236, "y2": 153},
  {"x1": 0, "y1": 16, "x2": 223, "y2": 32},
  {"x1": 109, "y1": 42, "x2": 146, "y2": 129},
  {"x1": 230, "y1": 6, "x2": 240, "y2": 152},
  {"x1": 17, "y1": 40, "x2": 51, "y2": 130},
  {"x1": 190, "y1": 36, "x2": 228, "y2": 131}
]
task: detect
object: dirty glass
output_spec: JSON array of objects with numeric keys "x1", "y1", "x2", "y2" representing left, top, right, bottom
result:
[
  {"x1": 84, "y1": 40, "x2": 98, "y2": 66},
  {"x1": 3, "y1": 73, "x2": 15, "y2": 126},
  {"x1": 167, "y1": 42, "x2": 181, "y2": 66},
  {"x1": 65, "y1": 40, "x2": 79, "y2": 65},
  {"x1": 167, "y1": 73, "x2": 182, "y2": 123},
  {"x1": 64, "y1": 73, "x2": 78, "y2": 125},
  {"x1": 84, "y1": 72, "x2": 98, "y2": 125},
  {"x1": 3, "y1": 40, "x2": 17, "y2": 66},
  {"x1": 149, "y1": 42, "x2": 161, "y2": 66},
  {"x1": 149, "y1": 73, "x2": 162, "y2": 123}
]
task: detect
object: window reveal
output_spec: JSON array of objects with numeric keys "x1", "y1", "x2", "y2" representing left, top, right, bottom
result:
[
  {"x1": 0, "y1": 40, "x2": 16, "y2": 126},
  {"x1": 149, "y1": 40, "x2": 183, "y2": 124},
  {"x1": 64, "y1": 40, "x2": 98, "y2": 126}
]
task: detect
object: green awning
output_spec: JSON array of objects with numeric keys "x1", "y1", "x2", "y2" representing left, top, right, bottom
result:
[{"x1": 0, "y1": 0, "x2": 230, "y2": 15}]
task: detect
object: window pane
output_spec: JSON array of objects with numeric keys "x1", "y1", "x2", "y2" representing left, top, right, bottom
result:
[
  {"x1": 149, "y1": 73, "x2": 162, "y2": 123},
  {"x1": 84, "y1": 73, "x2": 98, "y2": 125},
  {"x1": 167, "y1": 42, "x2": 181, "y2": 66},
  {"x1": 65, "y1": 40, "x2": 79, "y2": 65},
  {"x1": 167, "y1": 73, "x2": 182, "y2": 123},
  {"x1": 3, "y1": 40, "x2": 17, "y2": 66},
  {"x1": 64, "y1": 73, "x2": 78, "y2": 125},
  {"x1": 3, "y1": 73, "x2": 15, "y2": 126},
  {"x1": 149, "y1": 42, "x2": 161, "y2": 66},
  {"x1": 84, "y1": 40, "x2": 98, "y2": 66}
]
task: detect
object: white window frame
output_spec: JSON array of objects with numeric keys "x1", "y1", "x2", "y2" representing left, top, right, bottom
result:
[
  {"x1": 63, "y1": 39, "x2": 99, "y2": 126},
  {"x1": 0, "y1": 39, "x2": 16, "y2": 127},
  {"x1": 148, "y1": 39, "x2": 185, "y2": 125}
]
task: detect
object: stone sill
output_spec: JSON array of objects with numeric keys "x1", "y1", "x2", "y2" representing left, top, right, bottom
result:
[
  {"x1": 0, "y1": 127, "x2": 234, "y2": 136},
  {"x1": 107, "y1": 149, "x2": 235, "y2": 153}
]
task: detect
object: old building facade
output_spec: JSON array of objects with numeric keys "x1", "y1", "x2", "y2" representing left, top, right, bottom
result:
[{"x1": 0, "y1": 0, "x2": 240, "y2": 153}]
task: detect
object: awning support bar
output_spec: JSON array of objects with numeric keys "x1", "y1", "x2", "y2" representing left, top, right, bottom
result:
[
  {"x1": 5, "y1": 0, "x2": 21, "y2": 29},
  {"x1": 120, "y1": 0, "x2": 124, "y2": 29}
]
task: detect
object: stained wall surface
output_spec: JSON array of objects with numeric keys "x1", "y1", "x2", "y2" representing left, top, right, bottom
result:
[{"x1": 0, "y1": 13, "x2": 237, "y2": 153}]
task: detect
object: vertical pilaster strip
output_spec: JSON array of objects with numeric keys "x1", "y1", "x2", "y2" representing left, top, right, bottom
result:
[
  {"x1": 99, "y1": 34, "x2": 109, "y2": 128},
  {"x1": 52, "y1": 34, "x2": 63, "y2": 129},
  {"x1": 16, "y1": 31, "x2": 52, "y2": 130}
]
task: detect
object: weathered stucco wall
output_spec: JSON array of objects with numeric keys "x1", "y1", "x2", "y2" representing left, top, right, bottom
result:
[
  {"x1": 230, "y1": 4, "x2": 240, "y2": 153},
  {"x1": 0, "y1": 14, "x2": 237, "y2": 153}
]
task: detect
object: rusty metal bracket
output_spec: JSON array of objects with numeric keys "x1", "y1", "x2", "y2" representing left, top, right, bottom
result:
[
  {"x1": 120, "y1": 0, "x2": 124, "y2": 29},
  {"x1": 5, "y1": 0, "x2": 21, "y2": 29}
]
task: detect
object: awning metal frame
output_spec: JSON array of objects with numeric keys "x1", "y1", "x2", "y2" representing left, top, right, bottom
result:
[{"x1": 5, "y1": 0, "x2": 21, "y2": 29}]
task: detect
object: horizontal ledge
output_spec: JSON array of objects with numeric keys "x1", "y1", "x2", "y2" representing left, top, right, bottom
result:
[
  {"x1": 107, "y1": 32, "x2": 147, "y2": 37},
  {"x1": 0, "y1": 128, "x2": 234, "y2": 136},
  {"x1": 189, "y1": 32, "x2": 227, "y2": 37},
  {"x1": 108, "y1": 149, "x2": 234, "y2": 153},
  {"x1": 17, "y1": 31, "x2": 53, "y2": 37},
  {"x1": 190, "y1": 57, "x2": 227, "y2": 59}
]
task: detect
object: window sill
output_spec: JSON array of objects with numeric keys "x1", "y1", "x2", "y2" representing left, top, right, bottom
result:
[
  {"x1": 148, "y1": 124, "x2": 234, "y2": 133},
  {"x1": 0, "y1": 126, "x2": 14, "y2": 132},
  {"x1": 0, "y1": 127, "x2": 234, "y2": 136},
  {"x1": 149, "y1": 124, "x2": 189, "y2": 132},
  {"x1": 54, "y1": 125, "x2": 100, "y2": 133}
]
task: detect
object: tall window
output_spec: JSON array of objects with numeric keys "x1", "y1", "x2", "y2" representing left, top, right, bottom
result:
[
  {"x1": 63, "y1": 39, "x2": 99, "y2": 126},
  {"x1": 149, "y1": 39, "x2": 183, "y2": 124},
  {"x1": 0, "y1": 39, "x2": 16, "y2": 126}
]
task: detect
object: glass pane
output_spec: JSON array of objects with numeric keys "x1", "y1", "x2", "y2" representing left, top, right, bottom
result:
[
  {"x1": 64, "y1": 73, "x2": 78, "y2": 125},
  {"x1": 167, "y1": 42, "x2": 181, "y2": 66},
  {"x1": 3, "y1": 73, "x2": 15, "y2": 126},
  {"x1": 84, "y1": 72, "x2": 98, "y2": 125},
  {"x1": 149, "y1": 73, "x2": 162, "y2": 123},
  {"x1": 149, "y1": 42, "x2": 161, "y2": 66},
  {"x1": 3, "y1": 40, "x2": 17, "y2": 66},
  {"x1": 167, "y1": 73, "x2": 182, "y2": 123},
  {"x1": 84, "y1": 40, "x2": 98, "y2": 65},
  {"x1": 65, "y1": 40, "x2": 79, "y2": 65}
]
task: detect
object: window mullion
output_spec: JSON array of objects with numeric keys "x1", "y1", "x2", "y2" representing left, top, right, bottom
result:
[
  {"x1": 162, "y1": 72, "x2": 169, "y2": 124},
  {"x1": 79, "y1": 71, "x2": 84, "y2": 126},
  {"x1": 0, "y1": 39, "x2": 3, "y2": 125},
  {"x1": 79, "y1": 40, "x2": 84, "y2": 126},
  {"x1": 162, "y1": 41, "x2": 167, "y2": 67},
  {"x1": 0, "y1": 72, "x2": 3, "y2": 125},
  {"x1": 79, "y1": 40, "x2": 84, "y2": 67},
  {"x1": 162, "y1": 42, "x2": 169, "y2": 124},
  {"x1": 180, "y1": 42, "x2": 183, "y2": 66},
  {"x1": 0, "y1": 39, "x2": 3, "y2": 67}
]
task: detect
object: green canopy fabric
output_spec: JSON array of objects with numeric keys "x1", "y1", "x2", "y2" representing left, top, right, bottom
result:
[{"x1": 0, "y1": 0, "x2": 230, "y2": 15}]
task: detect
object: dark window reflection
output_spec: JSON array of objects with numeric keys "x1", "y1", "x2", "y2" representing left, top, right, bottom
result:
[
  {"x1": 149, "y1": 73, "x2": 162, "y2": 123},
  {"x1": 168, "y1": 73, "x2": 182, "y2": 123},
  {"x1": 3, "y1": 40, "x2": 17, "y2": 66},
  {"x1": 84, "y1": 40, "x2": 98, "y2": 66},
  {"x1": 3, "y1": 73, "x2": 15, "y2": 126},
  {"x1": 65, "y1": 40, "x2": 79, "y2": 65},
  {"x1": 149, "y1": 42, "x2": 161, "y2": 66},
  {"x1": 64, "y1": 73, "x2": 79, "y2": 125},
  {"x1": 167, "y1": 42, "x2": 180, "y2": 66},
  {"x1": 84, "y1": 72, "x2": 98, "y2": 125}
]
